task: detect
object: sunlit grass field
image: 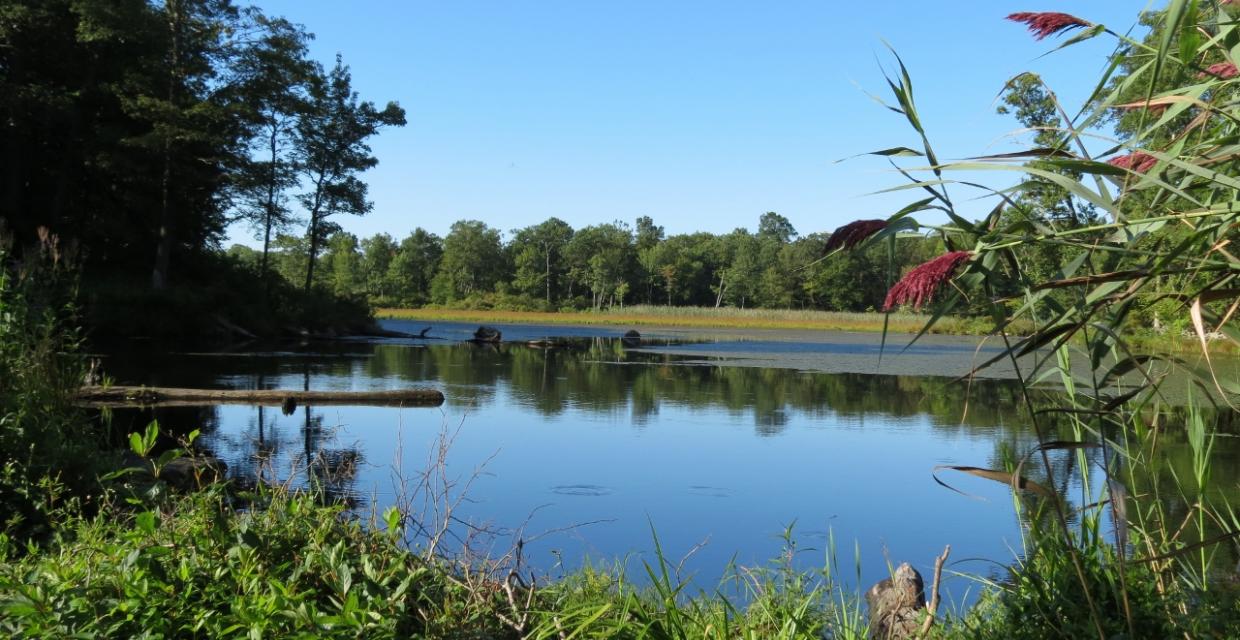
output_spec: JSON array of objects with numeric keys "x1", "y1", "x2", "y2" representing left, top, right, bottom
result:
[{"x1": 377, "y1": 305, "x2": 1002, "y2": 335}]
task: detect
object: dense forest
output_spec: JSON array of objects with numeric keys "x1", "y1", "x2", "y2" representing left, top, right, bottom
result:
[
  {"x1": 1, "y1": 0, "x2": 404, "y2": 339},
  {"x1": 231, "y1": 213, "x2": 946, "y2": 313}
]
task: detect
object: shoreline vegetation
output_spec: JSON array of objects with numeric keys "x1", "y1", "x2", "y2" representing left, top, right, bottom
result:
[
  {"x1": 378, "y1": 305, "x2": 1235, "y2": 354},
  {"x1": 379, "y1": 305, "x2": 1000, "y2": 335}
]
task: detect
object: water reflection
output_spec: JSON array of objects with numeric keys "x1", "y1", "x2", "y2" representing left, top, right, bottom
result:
[
  {"x1": 107, "y1": 337, "x2": 1042, "y2": 438},
  {"x1": 98, "y1": 330, "x2": 1240, "y2": 599}
]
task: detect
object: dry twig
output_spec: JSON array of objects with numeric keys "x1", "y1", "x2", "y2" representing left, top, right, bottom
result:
[{"x1": 918, "y1": 545, "x2": 951, "y2": 638}]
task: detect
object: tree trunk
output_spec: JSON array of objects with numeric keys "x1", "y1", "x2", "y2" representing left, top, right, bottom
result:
[
  {"x1": 714, "y1": 274, "x2": 727, "y2": 308},
  {"x1": 153, "y1": 0, "x2": 183, "y2": 291},
  {"x1": 544, "y1": 243, "x2": 551, "y2": 304},
  {"x1": 1, "y1": 47, "x2": 23, "y2": 224},
  {"x1": 260, "y1": 123, "x2": 279, "y2": 291},
  {"x1": 304, "y1": 214, "x2": 319, "y2": 292},
  {"x1": 303, "y1": 172, "x2": 328, "y2": 294}
]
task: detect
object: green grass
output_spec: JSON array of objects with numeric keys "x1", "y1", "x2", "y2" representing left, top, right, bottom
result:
[
  {"x1": 7, "y1": 472, "x2": 1237, "y2": 639},
  {"x1": 0, "y1": 483, "x2": 873, "y2": 639}
]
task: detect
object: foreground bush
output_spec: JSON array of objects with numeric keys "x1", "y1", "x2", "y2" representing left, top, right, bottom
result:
[
  {"x1": 0, "y1": 486, "x2": 869, "y2": 639},
  {"x1": 0, "y1": 489, "x2": 516, "y2": 639}
]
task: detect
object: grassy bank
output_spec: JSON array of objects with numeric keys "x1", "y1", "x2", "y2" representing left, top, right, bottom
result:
[
  {"x1": 4, "y1": 466, "x2": 1235, "y2": 639},
  {"x1": 378, "y1": 304, "x2": 1009, "y2": 335},
  {"x1": 0, "y1": 485, "x2": 865, "y2": 639},
  {"x1": 378, "y1": 305, "x2": 1237, "y2": 354}
]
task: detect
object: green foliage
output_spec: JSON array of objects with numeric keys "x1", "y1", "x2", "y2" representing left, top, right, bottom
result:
[
  {"x1": 324, "y1": 212, "x2": 951, "y2": 315},
  {"x1": 231, "y1": 12, "x2": 314, "y2": 281},
  {"x1": 83, "y1": 248, "x2": 373, "y2": 340},
  {"x1": 957, "y1": 529, "x2": 1176, "y2": 639},
  {"x1": 510, "y1": 217, "x2": 574, "y2": 305},
  {"x1": 0, "y1": 238, "x2": 98, "y2": 544},
  {"x1": 526, "y1": 535, "x2": 857, "y2": 640},
  {"x1": 824, "y1": 2, "x2": 1240, "y2": 637},
  {"x1": 386, "y1": 228, "x2": 444, "y2": 306},
  {"x1": 432, "y1": 220, "x2": 507, "y2": 303},
  {"x1": 0, "y1": 0, "x2": 401, "y2": 340},
  {"x1": 0, "y1": 489, "x2": 516, "y2": 639},
  {"x1": 294, "y1": 54, "x2": 406, "y2": 292}
]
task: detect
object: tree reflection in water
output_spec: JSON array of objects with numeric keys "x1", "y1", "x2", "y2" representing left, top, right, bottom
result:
[{"x1": 98, "y1": 336, "x2": 1240, "y2": 572}]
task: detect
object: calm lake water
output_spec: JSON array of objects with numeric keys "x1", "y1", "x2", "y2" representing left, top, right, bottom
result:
[{"x1": 100, "y1": 320, "x2": 1240, "y2": 603}]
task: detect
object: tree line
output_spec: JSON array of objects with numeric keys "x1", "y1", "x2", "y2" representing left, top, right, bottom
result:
[{"x1": 230, "y1": 212, "x2": 947, "y2": 312}]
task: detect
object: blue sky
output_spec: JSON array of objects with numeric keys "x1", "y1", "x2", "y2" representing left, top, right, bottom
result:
[{"x1": 229, "y1": 1, "x2": 1155, "y2": 245}]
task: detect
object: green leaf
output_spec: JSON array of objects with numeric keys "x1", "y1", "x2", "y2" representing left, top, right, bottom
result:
[
  {"x1": 156, "y1": 449, "x2": 182, "y2": 469},
  {"x1": 1179, "y1": 0, "x2": 1202, "y2": 65},
  {"x1": 1154, "y1": 0, "x2": 1192, "y2": 103},
  {"x1": 129, "y1": 432, "x2": 146, "y2": 457},
  {"x1": 135, "y1": 511, "x2": 157, "y2": 535},
  {"x1": 1041, "y1": 23, "x2": 1107, "y2": 55},
  {"x1": 837, "y1": 147, "x2": 924, "y2": 163},
  {"x1": 383, "y1": 507, "x2": 402, "y2": 535},
  {"x1": 143, "y1": 421, "x2": 160, "y2": 455}
]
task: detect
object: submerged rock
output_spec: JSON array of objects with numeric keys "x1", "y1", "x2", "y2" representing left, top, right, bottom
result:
[
  {"x1": 472, "y1": 326, "x2": 502, "y2": 343},
  {"x1": 865, "y1": 562, "x2": 925, "y2": 639},
  {"x1": 160, "y1": 456, "x2": 228, "y2": 490},
  {"x1": 121, "y1": 453, "x2": 228, "y2": 491}
]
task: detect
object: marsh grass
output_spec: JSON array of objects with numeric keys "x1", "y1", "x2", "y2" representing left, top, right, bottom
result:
[
  {"x1": 378, "y1": 304, "x2": 1012, "y2": 336},
  {"x1": 828, "y1": 3, "x2": 1240, "y2": 637}
]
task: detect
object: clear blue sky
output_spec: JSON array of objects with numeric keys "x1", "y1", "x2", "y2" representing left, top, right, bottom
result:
[{"x1": 228, "y1": 1, "x2": 1154, "y2": 246}]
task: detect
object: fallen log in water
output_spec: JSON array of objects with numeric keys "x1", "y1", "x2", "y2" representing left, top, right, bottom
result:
[{"x1": 75, "y1": 385, "x2": 445, "y2": 408}]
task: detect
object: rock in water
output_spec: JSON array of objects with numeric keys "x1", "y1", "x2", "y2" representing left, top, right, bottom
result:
[
  {"x1": 473, "y1": 326, "x2": 502, "y2": 343},
  {"x1": 865, "y1": 562, "x2": 925, "y2": 639},
  {"x1": 157, "y1": 456, "x2": 228, "y2": 491},
  {"x1": 621, "y1": 329, "x2": 641, "y2": 346}
]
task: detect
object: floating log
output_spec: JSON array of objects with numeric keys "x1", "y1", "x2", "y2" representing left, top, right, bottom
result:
[
  {"x1": 75, "y1": 385, "x2": 444, "y2": 408},
  {"x1": 357, "y1": 325, "x2": 440, "y2": 339}
]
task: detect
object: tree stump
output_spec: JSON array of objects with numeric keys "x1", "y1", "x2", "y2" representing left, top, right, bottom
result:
[{"x1": 865, "y1": 562, "x2": 925, "y2": 640}]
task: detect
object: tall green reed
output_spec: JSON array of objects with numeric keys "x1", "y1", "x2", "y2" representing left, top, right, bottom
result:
[{"x1": 826, "y1": 3, "x2": 1240, "y2": 637}]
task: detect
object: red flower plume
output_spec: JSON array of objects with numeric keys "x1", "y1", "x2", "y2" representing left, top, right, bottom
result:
[
  {"x1": 882, "y1": 251, "x2": 973, "y2": 312},
  {"x1": 824, "y1": 219, "x2": 887, "y2": 253},
  {"x1": 1107, "y1": 151, "x2": 1158, "y2": 174},
  {"x1": 1006, "y1": 12, "x2": 1091, "y2": 40},
  {"x1": 1199, "y1": 62, "x2": 1239, "y2": 79}
]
